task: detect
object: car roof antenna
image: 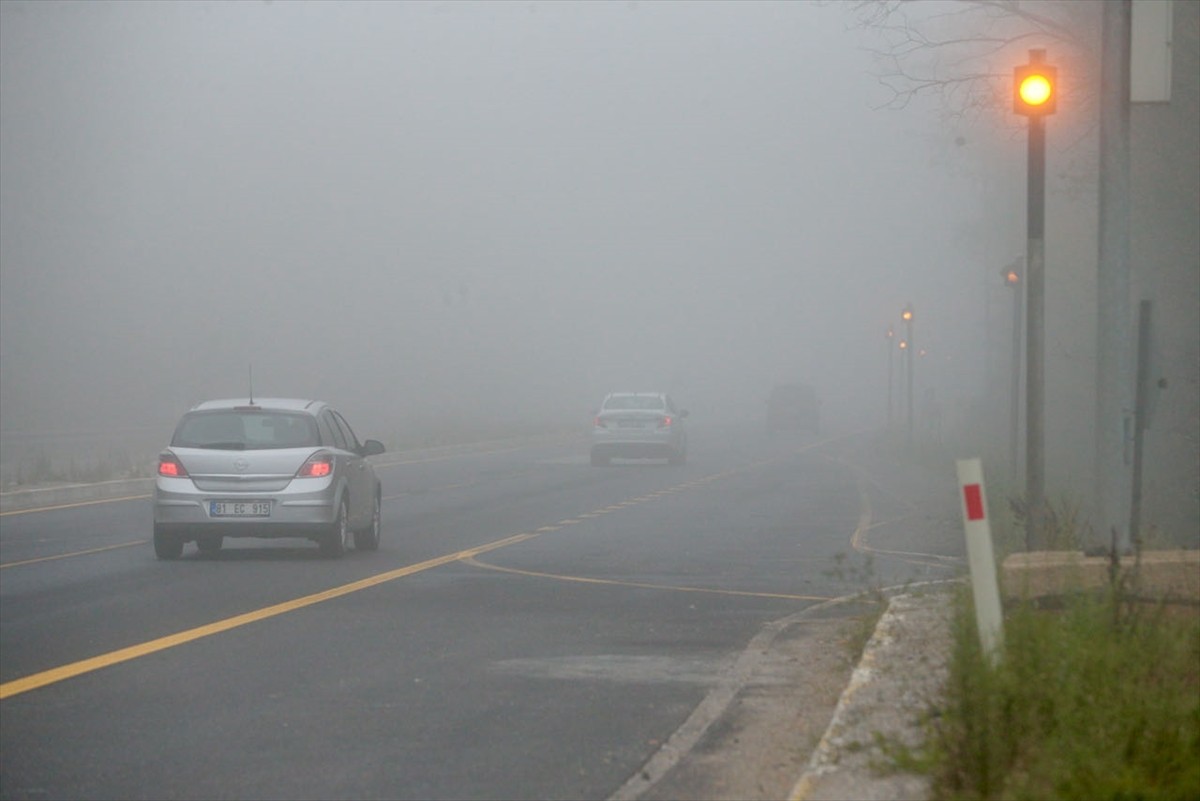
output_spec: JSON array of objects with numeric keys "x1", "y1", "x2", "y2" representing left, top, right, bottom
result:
[{"x1": 248, "y1": 364, "x2": 254, "y2": 405}]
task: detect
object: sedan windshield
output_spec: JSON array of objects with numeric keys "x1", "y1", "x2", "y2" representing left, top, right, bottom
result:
[{"x1": 171, "y1": 411, "x2": 320, "y2": 450}]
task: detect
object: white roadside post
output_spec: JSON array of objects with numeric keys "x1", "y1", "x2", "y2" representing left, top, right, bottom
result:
[{"x1": 957, "y1": 458, "x2": 1005, "y2": 663}]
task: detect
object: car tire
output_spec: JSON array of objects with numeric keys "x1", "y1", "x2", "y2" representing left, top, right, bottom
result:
[
  {"x1": 320, "y1": 499, "x2": 350, "y2": 558},
  {"x1": 154, "y1": 526, "x2": 183, "y2": 560},
  {"x1": 354, "y1": 492, "x2": 381, "y2": 552},
  {"x1": 196, "y1": 534, "x2": 223, "y2": 555},
  {"x1": 590, "y1": 450, "x2": 609, "y2": 467}
]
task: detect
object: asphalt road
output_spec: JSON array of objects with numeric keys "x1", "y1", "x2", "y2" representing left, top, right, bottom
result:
[{"x1": 0, "y1": 425, "x2": 963, "y2": 800}]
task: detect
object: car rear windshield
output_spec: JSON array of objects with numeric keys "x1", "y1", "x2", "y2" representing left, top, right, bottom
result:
[
  {"x1": 171, "y1": 410, "x2": 320, "y2": 450},
  {"x1": 604, "y1": 395, "x2": 665, "y2": 411}
]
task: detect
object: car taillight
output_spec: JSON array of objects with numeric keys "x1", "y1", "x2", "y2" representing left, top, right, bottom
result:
[
  {"x1": 658, "y1": 415, "x2": 673, "y2": 428},
  {"x1": 158, "y1": 453, "x2": 188, "y2": 478},
  {"x1": 594, "y1": 416, "x2": 607, "y2": 428},
  {"x1": 296, "y1": 453, "x2": 333, "y2": 478}
]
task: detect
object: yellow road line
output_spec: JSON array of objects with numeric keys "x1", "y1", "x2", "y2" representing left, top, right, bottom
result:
[
  {"x1": 0, "y1": 532, "x2": 536, "y2": 701},
  {"x1": 461, "y1": 556, "x2": 834, "y2": 602},
  {"x1": 847, "y1": 473, "x2": 962, "y2": 569},
  {"x1": 0, "y1": 494, "x2": 151, "y2": 517},
  {"x1": 1, "y1": 540, "x2": 147, "y2": 569},
  {"x1": 0, "y1": 444, "x2": 829, "y2": 699}
]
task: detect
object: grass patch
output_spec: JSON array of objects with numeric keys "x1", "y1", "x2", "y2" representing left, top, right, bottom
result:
[{"x1": 923, "y1": 584, "x2": 1200, "y2": 800}]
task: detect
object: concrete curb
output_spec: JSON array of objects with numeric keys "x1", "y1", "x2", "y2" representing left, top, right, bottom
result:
[{"x1": 789, "y1": 590, "x2": 955, "y2": 801}]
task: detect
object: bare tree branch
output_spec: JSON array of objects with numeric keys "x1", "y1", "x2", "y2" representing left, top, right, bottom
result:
[{"x1": 843, "y1": 0, "x2": 1099, "y2": 123}]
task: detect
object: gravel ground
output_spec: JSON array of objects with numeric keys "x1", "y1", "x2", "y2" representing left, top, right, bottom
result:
[{"x1": 612, "y1": 589, "x2": 956, "y2": 801}]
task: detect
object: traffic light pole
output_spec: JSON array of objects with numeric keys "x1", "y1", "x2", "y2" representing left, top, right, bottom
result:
[
  {"x1": 1013, "y1": 46, "x2": 1056, "y2": 549},
  {"x1": 906, "y1": 322, "x2": 914, "y2": 446},
  {"x1": 902, "y1": 305, "x2": 914, "y2": 447},
  {"x1": 1025, "y1": 110, "x2": 1046, "y2": 548},
  {"x1": 1007, "y1": 258, "x2": 1023, "y2": 487}
]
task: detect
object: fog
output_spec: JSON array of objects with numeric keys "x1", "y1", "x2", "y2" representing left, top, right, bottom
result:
[{"x1": 1, "y1": 0, "x2": 992, "y2": 451}]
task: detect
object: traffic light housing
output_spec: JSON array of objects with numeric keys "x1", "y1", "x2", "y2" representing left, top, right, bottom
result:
[{"x1": 1014, "y1": 61, "x2": 1058, "y2": 116}]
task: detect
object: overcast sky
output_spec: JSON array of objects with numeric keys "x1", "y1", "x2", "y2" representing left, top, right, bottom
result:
[{"x1": 0, "y1": 0, "x2": 992, "y2": 441}]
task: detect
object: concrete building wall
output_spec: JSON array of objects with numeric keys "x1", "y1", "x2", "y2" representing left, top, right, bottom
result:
[{"x1": 1130, "y1": 0, "x2": 1200, "y2": 545}]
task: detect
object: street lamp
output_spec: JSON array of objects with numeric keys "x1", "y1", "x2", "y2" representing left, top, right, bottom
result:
[
  {"x1": 1015, "y1": 49, "x2": 1057, "y2": 547},
  {"x1": 901, "y1": 303, "x2": 915, "y2": 445}
]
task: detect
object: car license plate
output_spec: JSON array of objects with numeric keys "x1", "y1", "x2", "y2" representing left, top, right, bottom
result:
[
  {"x1": 618, "y1": 420, "x2": 644, "y2": 428},
  {"x1": 210, "y1": 501, "x2": 271, "y2": 517}
]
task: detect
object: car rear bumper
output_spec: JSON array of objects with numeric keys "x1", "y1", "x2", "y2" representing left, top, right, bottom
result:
[
  {"x1": 153, "y1": 478, "x2": 337, "y2": 539},
  {"x1": 590, "y1": 441, "x2": 678, "y2": 459},
  {"x1": 153, "y1": 520, "x2": 334, "y2": 542}
]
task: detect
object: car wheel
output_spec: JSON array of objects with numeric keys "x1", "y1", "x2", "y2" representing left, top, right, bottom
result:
[
  {"x1": 590, "y1": 450, "x2": 609, "y2": 467},
  {"x1": 354, "y1": 492, "x2": 381, "y2": 552},
  {"x1": 320, "y1": 499, "x2": 350, "y2": 558},
  {"x1": 154, "y1": 526, "x2": 183, "y2": 560},
  {"x1": 196, "y1": 534, "x2": 223, "y2": 555}
]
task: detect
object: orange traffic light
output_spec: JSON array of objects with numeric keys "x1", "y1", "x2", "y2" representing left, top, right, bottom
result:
[
  {"x1": 1014, "y1": 61, "x2": 1057, "y2": 116},
  {"x1": 1005, "y1": 269, "x2": 1020, "y2": 285},
  {"x1": 901, "y1": 304, "x2": 913, "y2": 323}
]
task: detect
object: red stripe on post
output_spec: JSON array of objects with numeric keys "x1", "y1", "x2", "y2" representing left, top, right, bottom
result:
[{"x1": 963, "y1": 484, "x2": 985, "y2": 521}]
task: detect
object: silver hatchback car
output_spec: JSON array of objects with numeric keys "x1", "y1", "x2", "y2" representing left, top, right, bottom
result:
[
  {"x1": 591, "y1": 392, "x2": 689, "y2": 466},
  {"x1": 153, "y1": 398, "x2": 385, "y2": 559}
]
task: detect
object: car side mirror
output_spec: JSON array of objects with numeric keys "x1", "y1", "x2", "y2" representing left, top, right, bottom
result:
[{"x1": 360, "y1": 439, "x2": 385, "y2": 457}]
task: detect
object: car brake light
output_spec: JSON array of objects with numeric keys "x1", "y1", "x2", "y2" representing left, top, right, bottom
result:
[
  {"x1": 297, "y1": 453, "x2": 333, "y2": 478},
  {"x1": 594, "y1": 416, "x2": 607, "y2": 428},
  {"x1": 658, "y1": 415, "x2": 672, "y2": 428},
  {"x1": 158, "y1": 453, "x2": 188, "y2": 478}
]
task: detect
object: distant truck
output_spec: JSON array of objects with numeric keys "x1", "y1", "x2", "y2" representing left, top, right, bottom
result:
[{"x1": 766, "y1": 383, "x2": 820, "y2": 433}]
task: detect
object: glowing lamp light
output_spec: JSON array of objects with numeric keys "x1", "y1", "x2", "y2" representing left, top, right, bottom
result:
[
  {"x1": 1020, "y1": 75, "x2": 1052, "y2": 106},
  {"x1": 1014, "y1": 61, "x2": 1058, "y2": 116}
]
